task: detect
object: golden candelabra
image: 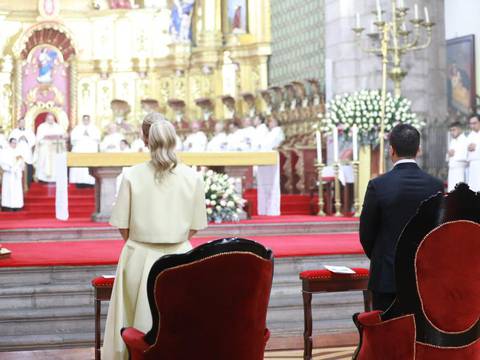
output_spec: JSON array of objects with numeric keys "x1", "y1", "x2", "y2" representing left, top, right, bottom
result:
[
  {"x1": 352, "y1": 0, "x2": 435, "y2": 174},
  {"x1": 333, "y1": 163, "x2": 343, "y2": 217},
  {"x1": 315, "y1": 162, "x2": 326, "y2": 216}
]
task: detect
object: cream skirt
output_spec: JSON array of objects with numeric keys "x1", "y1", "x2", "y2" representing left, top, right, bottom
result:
[{"x1": 102, "y1": 239, "x2": 192, "y2": 360}]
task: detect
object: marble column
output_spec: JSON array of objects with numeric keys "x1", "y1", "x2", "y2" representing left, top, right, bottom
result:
[
  {"x1": 325, "y1": 0, "x2": 447, "y2": 177},
  {"x1": 90, "y1": 167, "x2": 123, "y2": 222}
]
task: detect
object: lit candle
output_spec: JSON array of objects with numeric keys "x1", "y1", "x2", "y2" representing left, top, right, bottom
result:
[
  {"x1": 356, "y1": 13, "x2": 361, "y2": 28},
  {"x1": 424, "y1": 6, "x2": 430, "y2": 23},
  {"x1": 332, "y1": 126, "x2": 339, "y2": 163},
  {"x1": 316, "y1": 130, "x2": 322, "y2": 164},
  {"x1": 352, "y1": 126, "x2": 359, "y2": 161},
  {"x1": 414, "y1": 4, "x2": 419, "y2": 19},
  {"x1": 376, "y1": 0, "x2": 382, "y2": 22}
]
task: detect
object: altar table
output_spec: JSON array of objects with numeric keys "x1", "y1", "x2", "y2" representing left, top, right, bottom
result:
[{"x1": 59, "y1": 152, "x2": 279, "y2": 222}]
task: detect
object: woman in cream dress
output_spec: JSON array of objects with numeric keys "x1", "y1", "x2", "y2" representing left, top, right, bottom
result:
[{"x1": 102, "y1": 112, "x2": 208, "y2": 360}]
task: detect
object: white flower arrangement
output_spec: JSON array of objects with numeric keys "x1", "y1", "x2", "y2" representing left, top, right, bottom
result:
[
  {"x1": 317, "y1": 90, "x2": 425, "y2": 145},
  {"x1": 203, "y1": 170, "x2": 245, "y2": 223}
]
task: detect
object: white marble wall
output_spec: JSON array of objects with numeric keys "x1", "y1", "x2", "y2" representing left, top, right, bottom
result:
[{"x1": 325, "y1": 0, "x2": 448, "y2": 175}]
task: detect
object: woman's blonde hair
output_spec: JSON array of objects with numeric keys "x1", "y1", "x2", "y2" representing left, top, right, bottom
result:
[{"x1": 142, "y1": 112, "x2": 178, "y2": 181}]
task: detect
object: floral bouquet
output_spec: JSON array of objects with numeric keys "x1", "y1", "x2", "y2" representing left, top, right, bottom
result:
[
  {"x1": 318, "y1": 90, "x2": 425, "y2": 145},
  {"x1": 203, "y1": 170, "x2": 245, "y2": 223}
]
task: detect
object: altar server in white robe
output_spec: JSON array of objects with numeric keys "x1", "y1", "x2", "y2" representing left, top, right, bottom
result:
[
  {"x1": 447, "y1": 122, "x2": 468, "y2": 191},
  {"x1": 69, "y1": 115, "x2": 101, "y2": 186},
  {"x1": 1, "y1": 138, "x2": 25, "y2": 210},
  {"x1": 257, "y1": 116, "x2": 285, "y2": 216},
  {"x1": 34, "y1": 113, "x2": 66, "y2": 183},
  {"x1": 103, "y1": 112, "x2": 207, "y2": 360},
  {"x1": 467, "y1": 115, "x2": 480, "y2": 191},
  {"x1": 206, "y1": 122, "x2": 228, "y2": 151},
  {"x1": 183, "y1": 121, "x2": 207, "y2": 152},
  {"x1": 9, "y1": 118, "x2": 36, "y2": 185},
  {"x1": 100, "y1": 124, "x2": 125, "y2": 153}
]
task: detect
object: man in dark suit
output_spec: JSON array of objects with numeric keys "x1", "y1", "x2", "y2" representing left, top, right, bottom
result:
[{"x1": 360, "y1": 124, "x2": 444, "y2": 311}]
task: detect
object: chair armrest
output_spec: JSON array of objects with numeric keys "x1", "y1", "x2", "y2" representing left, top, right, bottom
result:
[
  {"x1": 355, "y1": 311, "x2": 383, "y2": 327},
  {"x1": 121, "y1": 327, "x2": 150, "y2": 359}
]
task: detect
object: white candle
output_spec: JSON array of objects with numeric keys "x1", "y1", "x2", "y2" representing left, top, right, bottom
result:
[
  {"x1": 356, "y1": 13, "x2": 361, "y2": 28},
  {"x1": 414, "y1": 4, "x2": 419, "y2": 19},
  {"x1": 316, "y1": 130, "x2": 322, "y2": 164},
  {"x1": 398, "y1": 0, "x2": 405, "y2": 8},
  {"x1": 332, "y1": 126, "x2": 339, "y2": 163},
  {"x1": 424, "y1": 6, "x2": 430, "y2": 23},
  {"x1": 376, "y1": 0, "x2": 382, "y2": 22},
  {"x1": 352, "y1": 126, "x2": 359, "y2": 161}
]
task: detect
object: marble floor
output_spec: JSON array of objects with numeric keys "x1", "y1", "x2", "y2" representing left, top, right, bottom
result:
[{"x1": 0, "y1": 346, "x2": 357, "y2": 359}]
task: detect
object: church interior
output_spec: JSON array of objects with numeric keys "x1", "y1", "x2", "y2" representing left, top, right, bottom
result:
[{"x1": 0, "y1": 0, "x2": 479, "y2": 359}]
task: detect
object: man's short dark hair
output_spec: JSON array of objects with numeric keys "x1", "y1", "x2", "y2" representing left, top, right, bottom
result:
[
  {"x1": 449, "y1": 121, "x2": 463, "y2": 129},
  {"x1": 469, "y1": 114, "x2": 479, "y2": 122},
  {"x1": 389, "y1": 124, "x2": 420, "y2": 158}
]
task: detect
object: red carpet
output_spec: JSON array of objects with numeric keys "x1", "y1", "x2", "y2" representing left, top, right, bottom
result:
[
  {"x1": 0, "y1": 184, "x2": 326, "y2": 222},
  {"x1": 0, "y1": 233, "x2": 362, "y2": 268},
  {"x1": 0, "y1": 215, "x2": 357, "y2": 230}
]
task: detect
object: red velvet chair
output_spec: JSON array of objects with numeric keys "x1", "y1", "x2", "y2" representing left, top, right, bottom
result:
[
  {"x1": 121, "y1": 238, "x2": 274, "y2": 360},
  {"x1": 353, "y1": 184, "x2": 480, "y2": 359}
]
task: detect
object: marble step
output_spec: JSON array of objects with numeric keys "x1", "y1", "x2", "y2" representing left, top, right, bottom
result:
[
  {"x1": 0, "y1": 221, "x2": 359, "y2": 242},
  {"x1": 0, "y1": 305, "x2": 107, "y2": 337},
  {"x1": 0, "y1": 254, "x2": 369, "y2": 351}
]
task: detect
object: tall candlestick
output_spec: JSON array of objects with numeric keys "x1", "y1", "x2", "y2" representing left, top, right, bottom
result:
[
  {"x1": 352, "y1": 126, "x2": 359, "y2": 161},
  {"x1": 356, "y1": 13, "x2": 361, "y2": 28},
  {"x1": 424, "y1": 6, "x2": 430, "y2": 23},
  {"x1": 316, "y1": 130, "x2": 322, "y2": 164},
  {"x1": 332, "y1": 126, "x2": 339, "y2": 163},
  {"x1": 376, "y1": 0, "x2": 382, "y2": 22},
  {"x1": 414, "y1": 4, "x2": 419, "y2": 19}
]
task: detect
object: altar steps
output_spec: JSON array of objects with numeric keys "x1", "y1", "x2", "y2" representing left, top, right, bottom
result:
[{"x1": 0, "y1": 255, "x2": 369, "y2": 351}]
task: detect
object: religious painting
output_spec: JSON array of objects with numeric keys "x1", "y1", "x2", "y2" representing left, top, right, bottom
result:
[
  {"x1": 169, "y1": 0, "x2": 196, "y2": 42},
  {"x1": 447, "y1": 35, "x2": 476, "y2": 114},
  {"x1": 227, "y1": 0, "x2": 247, "y2": 34}
]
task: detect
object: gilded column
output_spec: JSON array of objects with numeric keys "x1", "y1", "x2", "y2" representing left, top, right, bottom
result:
[
  {"x1": 197, "y1": 0, "x2": 223, "y2": 48},
  {"x1": 70, "y1": 57, "x2": 78, "y2": 130},
  {"x1": 13, "y1": 58, "x2": 22, "y2": 125}
]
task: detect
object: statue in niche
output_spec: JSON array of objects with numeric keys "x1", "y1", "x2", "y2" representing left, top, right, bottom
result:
[
  {"x1": 37, "y1": 48, "x2": 58, "y2": 84},
  {"x1": 227, "y1": 0, "x2": 247, "y2": 34},
  {"x1": 170, "y1": 0, "x2": 195, "y2": 42}
]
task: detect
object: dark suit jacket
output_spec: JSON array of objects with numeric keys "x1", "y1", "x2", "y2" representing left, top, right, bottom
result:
[{"x1": 359, "y1": 162, "x2": 444, "y2": 293}]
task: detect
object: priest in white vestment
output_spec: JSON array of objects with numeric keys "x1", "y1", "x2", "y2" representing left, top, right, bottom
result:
[
  {"x1": 183, "y1": 122, "x2": 207, "y2": 152},
  {"x1": 252, "y1": 115, "x2": 269, "y2": 151},
  {"x1": 131, "y1": 128, "x2": 147, "y2": 153},
  {"x1": 467, "y1": 115, "x2": 480, "y2": 191},
  {"x1": 1, "y1": 138, "x2": 25, "y2": 210},
  {"x1": 238, "y1": 117, "x2": 256, "y2": 151},
  {"x1": 100, "y1": 124, "x2": 125, "y2": 153},
  {"x1": 34, "y1": 113, "x2": 66, "y2": 183},
  {"x1": 9, "y1": 118, "x2": 36, "y2": 185},
  {"x1": 226, "y1": 122, "x2": 248, "y2": 151},
  {"x1": 206, "y1": 122, "x2": 228, "y2": 151},
  {"x1": 447, "y1": 122, "x2": 468, "y2": 191},
  {"x1": 69, "y1": 115, "x2": 101, "y2": 186},
  {"x1": 257, "y1": 117, "x2": 285, "y2": 216}
]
